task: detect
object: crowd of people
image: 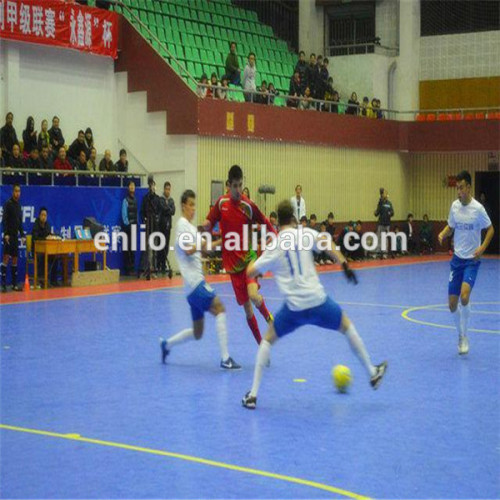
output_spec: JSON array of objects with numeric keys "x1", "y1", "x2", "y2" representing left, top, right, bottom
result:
[
  {"x1": 195, "y1": 42, "x2": 384, "y2": 115},
  {"x1": 0, "y1": 113, "x2": 129, "y2": 173}
]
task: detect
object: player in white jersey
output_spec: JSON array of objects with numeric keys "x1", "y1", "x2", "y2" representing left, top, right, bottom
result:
[
  {"x1": 438, "y1": 170, "x2": 494, "y2": 355},
  {"x1": 242, "y1": 200, "x2": 387, "y2": 409},
  {"x1": 160, "y1": 189, "x2": 240, "y2": 370}
]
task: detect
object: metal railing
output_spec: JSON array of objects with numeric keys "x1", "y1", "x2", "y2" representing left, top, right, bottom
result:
[
  {"x1": 0, "y1": 168, "x2": 146, "y2": 187},
  {"x1": 325, "y1": 42, "x2": 399, "y2": 57}
]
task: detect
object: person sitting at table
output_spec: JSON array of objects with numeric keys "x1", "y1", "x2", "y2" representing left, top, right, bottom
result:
[{"x1": 32, "y1": 207, "x2": 59, "y2": 287}]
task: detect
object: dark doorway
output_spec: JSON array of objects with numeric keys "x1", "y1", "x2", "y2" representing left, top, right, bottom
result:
[{"x1": 475, "y1": 171, "x2": 499, "y2": 254}]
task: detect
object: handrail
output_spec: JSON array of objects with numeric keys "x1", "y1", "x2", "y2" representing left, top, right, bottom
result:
[
  {"x1": 0, "y1": 167, "x2": 146, "y2": 188},
  {"x1": 325, "y1": 42, "x2": 399, "y2": 56}
]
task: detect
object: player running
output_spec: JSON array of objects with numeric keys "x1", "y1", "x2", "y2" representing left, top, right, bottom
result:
[
  {"x1": 242, "y1": 200, "x2": 387, "y2": 409},
  {"x1": 202, "y1": 165, "x2": 277, "y2": 345},
  {"x1": 160, "y1": 189, "x2": 240, "y2": 370},
  {"x1": 438, "y1": 170, "x2": 494, "y2": 355}
]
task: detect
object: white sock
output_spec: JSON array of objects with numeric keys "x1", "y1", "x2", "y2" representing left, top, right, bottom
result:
[
  {"x1": 215, "y1": 313, "x2": 230, "y2": 361},
  {"x1": 452, "y1": 306, "x2": 462, "y2": 336},
  {"x1": 345, "y1": 324, "x2": 376, "y2": 378},
  {"x1": 167, "y1": 328, "x2": 195, "y2": 348},
  {"x1": 250, "y1": 340, "x2": 271, "y2": 398},
  {"x1": 461, "y1": 303, "x2": 471, "y2": 337}
]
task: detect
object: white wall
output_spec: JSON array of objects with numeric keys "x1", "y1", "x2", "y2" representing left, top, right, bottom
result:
[
  {"x1": 420, "y1": 31, "x2": 500, "y2": 80},
  {"x1": 0, "y1": 39, "x2": 119, "y2": 156},
  {"x1": 375, "y1": 0, "x2": 399, "y2": 49}
]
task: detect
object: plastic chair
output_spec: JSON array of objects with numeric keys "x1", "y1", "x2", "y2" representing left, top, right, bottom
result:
[
  {"x1": 465, "y1": 113, "x2": 474, "y2": 120},
  {"x1": 475, "y1": 112, "x2": 485, "y2": 120},
  {"x1": 426, "y1": 113, "x2": 436, "y2": 122}
]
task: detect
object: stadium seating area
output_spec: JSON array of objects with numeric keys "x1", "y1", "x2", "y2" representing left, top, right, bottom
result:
[{"x1": 112, "y1": 0, "x2": 297, "y2": 104}]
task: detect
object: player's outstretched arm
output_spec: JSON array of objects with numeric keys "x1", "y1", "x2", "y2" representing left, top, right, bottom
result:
[
  {"x1": 320, "y1": 236, "x2": 358, "y2": 284},
  {"x1": 438, "y1": 225, "x2": 453, "y2": 245},
  {"x1": 473, "y1": 225, "x2": 495, "y2": 258}
]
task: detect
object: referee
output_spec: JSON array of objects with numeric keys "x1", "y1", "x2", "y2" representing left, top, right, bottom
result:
[{"x1": 1, "y1": 184, "x2": 25, "y2": 292}]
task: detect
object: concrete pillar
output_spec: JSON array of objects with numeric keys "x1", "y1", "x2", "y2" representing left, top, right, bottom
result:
[
  {"x1": 393, "y1": 0, "x2": 420, "y2": 117},
  {"x1": 298, "y1": 0, "x2": 325, "y2": 56}
]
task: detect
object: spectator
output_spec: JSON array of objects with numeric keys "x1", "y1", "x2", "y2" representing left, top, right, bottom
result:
[
  {"x1": 7, "y1": 144, "x2": 24, "y2": 169},
  {"x1": 269, "y1": 211, "x2": 279, "y2": 232},
  {"x1": 54, "y1": 146, "x2": 73, "y2": 171},
  {"x1": 257, "y1": 80, "x2": 269, "y2": 104},
  {"x1": 367, "y1": 98, "x2": 377, "y2": 119},
  {"x1": 22, "y1": 116, "x2": 37, "y2": 158},
  {"x1": 242, "y1": 52, "x2": 257, "y2": 103},
  {"x1": 346, "y1": 92, "x2": 359, "y2": 115},
  {"x1": 243, "y1": 187, "x2": 251, "y2": 199},
  {"x1": 207, "y1": 73, "x2": 219, "y2": 99},
  {"x1": 316, "y1": 220, "x2": 331, "y2": 265},
  {"x1": 87, "y1": 147, "x2": 97, "y2": 172},
  {"x1": 32, "y1": 207, "x2": 59, "y2": 287},
  {"x1": 115, "y1": 149, "x2": 128, "y2": 173},
  {"x1": 328, "y1": 90, "x2": 341, "y2": 113},
  {"x1": 309, "y1": 214, "x2": 320, "y2": 231},
  {"x1": 402, "y1": 213, "x2": 417, "y2": 254},
  {"x1": 25, "y1": 148, "x2": 41, "y2": 169},
  {"x1": 338, "y1": 221, "x2": 355, "y2": 260},
  {"x1": 290, "y1": 185, "x2": 306, "y2": 221},
  {"x1": 0, "y1": 112, "x2": 19, "y2": 163},
  {"x1": 361, "y1": 96, "x2": 370, "y2": 117},
  {"x1": 294, "y1": 51, "x2": 307, "y2": 89},
  {"x1": 298, "y1": 87, "x2": 314, "y2": 110},
  {"x1": 218, "y1": 76, "x2": 230, "y2": 100},
  {"x1": 99, "y1": 149, "x2": 114, "y2": 172},
  {"x1": 75, "y1": 150, "x2": 88, "y2": 171},
  {"x1": 197, "y1": 74, "x2": 208, "y2": 98},
  {"x1": 326, "y1": 212, "x2": 336, "y2": 240},
  {"x1": 393, "y1": 226, "x2": 403, "y2": 256},
  {"x1": 1, "y1": 184, "x2": 25, "y2": 292},
  {"x1": 48, "y1": 116, "x2": 64, "y2": 153},
  {"x1": 0, "y1": 149, "x2": 4, "y2": 169},
  {"x1": 40, "y1": 146, "x2": 53, "y2": 169},
  {"x1": 376, "y1": 99, "x2": 384, "y2": 119},
  {"x1": 158, "y1": 181, "x2": 176, "y2": 275},
  {"x1": 121, "y1": 181, "x2": 138, "y2": 276},
  {"x1": 304, "y1": 53, "x2": 316, "y2": 96},
  {"x1": 84, "y1": 127, "x2": 94, "y2": 157},
  {"x1": 353, "y1": 220, "x2": 365, "y2": 260},
  {"x1": 267, "y1": 83, "x2": 277, "y2": 105},
  {"x1": 419, "y1": 214, "x2": 434, "y2": 254},
  {"x1": 224, "y1": 41, "x2": 241, "y2": 86},
  {"x1": 324, "y1": 77, "x2": 335, "y2": 101},
  {"x1": 68, "y1": 130, "x2": 87, "y2": 161},
  {"x1": 37, "y1": 119, "x2": 51, "y2": 152},
  {"x1": 300, "y1": 215, "x2": 308, "y2": 228},
  {"x1": 288, "y1": 70, "x2": 302, "y2": 108},
  {"x1": 374, "y1": 187, "x2": 394, "y2": 258}
]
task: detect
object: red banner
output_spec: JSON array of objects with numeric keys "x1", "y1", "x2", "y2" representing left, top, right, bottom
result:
[{"x1": 0, "y1": 0, "x2": 118, "y2": 58}]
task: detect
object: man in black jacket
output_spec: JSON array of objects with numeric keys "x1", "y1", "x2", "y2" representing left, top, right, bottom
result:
[
  {"x1": 1, "y1": 184, "x2": 25, "y2": 292},
  {"x1": 0, "y1": 112, "x2": 19, "y2": 165},
  {"x1": 304, "y1": 53, "x2": 317, "y2": 97},
  {"x1": 374, "y1": 187, "x2": 394, "y2": 258},
  {"x1": 67, "y1": 130, "x2": 87, "y2": 162},
  {"x1": 121, "y1": 181, "x2": 138, "y2": 276},
  {"x1": 32, "y1": 207, "x2": 59, "y2": 287},
  {"x1": 402, "y1": 213, "x2": 417, "y2": 254},
  {"x1": 140, "y1": 176, "x2": 161, "y2": 279},
  {"x1": 158, "y1": 181, "x2": 176, "y2": 275},
  {"x1": 48, "y1": 116, "x2": 65, "y2": 155}
]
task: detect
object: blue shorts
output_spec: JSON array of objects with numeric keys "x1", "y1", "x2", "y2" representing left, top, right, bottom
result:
[
  {"x1": 448, "y1": 254, "x2": 481, "y2": 296},
  {"x1": 187, "y1": 281, "x2": 216, "y2": 321},
  {"x1": 273, "y1": 296, "x2": 343, "y2": 338}
]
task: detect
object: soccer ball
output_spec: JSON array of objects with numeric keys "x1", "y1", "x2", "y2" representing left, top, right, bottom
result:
[{"x1": 332, "y1": 365, "x2": 352, "y2": 393}]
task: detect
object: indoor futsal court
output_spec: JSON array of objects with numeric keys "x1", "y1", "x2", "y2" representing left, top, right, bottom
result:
[{"x1": 1, "y1": 257, "x2": 499, "y2": 499}]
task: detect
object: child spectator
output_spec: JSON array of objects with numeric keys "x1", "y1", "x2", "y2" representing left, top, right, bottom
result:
[
  {"x1": 257, "y1": 80, "x2": 269, "y2": 104},
  {"x1": 346, "y1": 92, "x2": 359, "y2": 115},
  {"x1": 224, "y1": 41, "x2": 241, "y2": 86},
  {"x1": 267, "y1": 83, "x2": 277, "y2": 105},
  {"x1": 242, "y1": 52, "x2": 257, "y2": 102},
  {"x1": 298, "y1": 87, "x2": 314, "y2": 110},
  {"x1": 361, "y1": 96, "x2": 370, "y2": 117},
  {"x1": 376, "y1": 99, "x2": 384, "y2": 119},
  {"x1": 367, "y1": 98, "x2": 377, "y2": 119},
  {"x1": 207, "y1": 73, "x2": 219, "y2": 99},
  {"x1": 37, "y1": 120, "x2": 50, "y2": 152},
  {"x1": 218, "y1": 76, "x2": 230, "y2": 100},
  {"x1": 197, "y1": 74, "x2": 208, "y2": 98},
  {"x1": 22, "y1": 116, "x2": 37, "y2": 158},
  {"x1": 288, "y1": 70, "x2": 302, "y2": 108}
]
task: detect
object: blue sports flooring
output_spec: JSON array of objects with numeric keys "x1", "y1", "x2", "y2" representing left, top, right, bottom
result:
[{"x1": 1, "y1": 259, "x2": 499, "y2": 499}]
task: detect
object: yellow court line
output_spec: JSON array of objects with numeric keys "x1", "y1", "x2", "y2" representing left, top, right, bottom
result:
[
  {"x1": 401, "y1": 303, "x2": 500, "y2": 335},
  {"x1": 0, "y1": 424, "x2": 371, "y2": 500}
]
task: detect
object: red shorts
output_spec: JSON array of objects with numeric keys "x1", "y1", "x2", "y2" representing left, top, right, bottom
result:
[{"x1": 230, "y1": 271, "x2": 259, "y2": 306}]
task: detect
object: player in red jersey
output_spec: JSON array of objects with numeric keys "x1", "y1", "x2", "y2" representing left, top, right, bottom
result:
[{"x1": 202, "y1": 165, "x2": 276, "y2": 344}]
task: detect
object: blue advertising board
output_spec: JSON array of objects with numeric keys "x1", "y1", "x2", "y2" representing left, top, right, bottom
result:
[{"x1": 0, "y1": 185, "x2": 147, "y2": 279}]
